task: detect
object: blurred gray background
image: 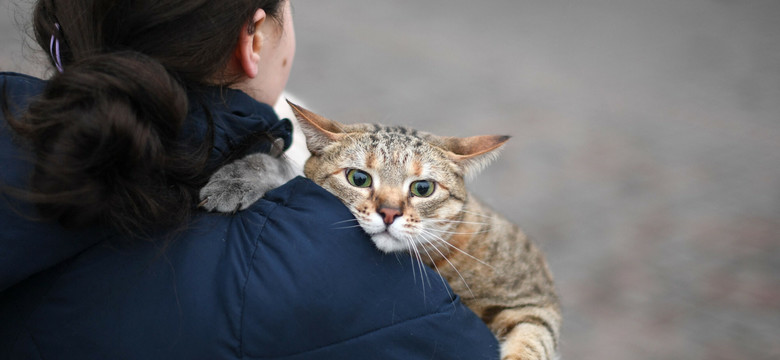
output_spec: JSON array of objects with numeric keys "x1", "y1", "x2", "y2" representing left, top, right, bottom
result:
[{"x1": 3, "y1": 0, "x2": 779, "y2": 359}]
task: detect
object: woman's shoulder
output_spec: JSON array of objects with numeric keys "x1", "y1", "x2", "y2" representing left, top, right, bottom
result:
[
  {"x1": 0, "y1": 72, "x2": 46, "y2": 105},
  {"x1": 0, "y1": 72, "x2": 43, "y2": 84}
]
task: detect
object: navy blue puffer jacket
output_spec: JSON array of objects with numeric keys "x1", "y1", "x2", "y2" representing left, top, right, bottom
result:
[{"x1": 0, "y1": 73, "x2": 499, "y2": 359}]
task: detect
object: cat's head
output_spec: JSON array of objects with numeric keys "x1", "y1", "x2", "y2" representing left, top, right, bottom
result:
[{"x1": 289, "y1": 102, "x2": 509, "y2": 253}]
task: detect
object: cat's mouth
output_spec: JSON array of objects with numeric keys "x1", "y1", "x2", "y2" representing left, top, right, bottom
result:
[{"x1": 369, "y1": 230, "x2": 408, "y2": 253}]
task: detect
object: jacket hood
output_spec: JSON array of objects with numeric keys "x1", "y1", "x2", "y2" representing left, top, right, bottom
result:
[
  {"x1": 0, "y1": 72, "x2": 292, "y2": 292},
  {"x1": 184, "y1": 86, "x2": 292, "y2": 168}
]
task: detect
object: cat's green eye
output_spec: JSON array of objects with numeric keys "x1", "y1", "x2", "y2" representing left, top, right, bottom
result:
[
  {"x1": 410, "y1": 180, "x2": 435, "y2": 197},
  {"x1": 346, "y1": 169, "x2": 372, "y2": 188}
]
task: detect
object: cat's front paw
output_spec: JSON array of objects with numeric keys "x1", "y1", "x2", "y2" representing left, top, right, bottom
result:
[
  {"x1": 199, "y1": 153, "x2": 293, "y2": 213},
  {"x1": 199, "y1": 177, "x2": 266, "y2": 213}
]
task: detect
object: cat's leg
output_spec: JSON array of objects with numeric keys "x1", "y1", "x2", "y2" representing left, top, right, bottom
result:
[
  {"x1": 492, "y1": 305, "x2": 561, "y2": 360},
  {"x1": 199, "y1": 151, "x2": 296, "y2": 213}
]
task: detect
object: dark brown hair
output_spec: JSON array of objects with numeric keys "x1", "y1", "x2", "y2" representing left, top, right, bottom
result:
[{"x1": 3, "y1": 0, "x2": 286, "y2": 236}]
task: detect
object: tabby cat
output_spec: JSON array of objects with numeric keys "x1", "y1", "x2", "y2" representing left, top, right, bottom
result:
[{"x1": 200, "y1": 102, "x2": 561, "y2": 360}]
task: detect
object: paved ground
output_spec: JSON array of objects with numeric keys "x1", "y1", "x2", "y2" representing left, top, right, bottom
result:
[{"x1": 3, "y1": 0, "x2": 779, "y2": 359}]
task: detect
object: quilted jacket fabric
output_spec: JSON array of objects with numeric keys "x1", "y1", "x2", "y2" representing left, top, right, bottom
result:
[{"x1": 0, "y1": 72, "x2": 499, "y2": 359}]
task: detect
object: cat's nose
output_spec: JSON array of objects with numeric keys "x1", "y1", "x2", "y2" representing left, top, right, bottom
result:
[{"x1": 378, "y1": 206, "x2": 402, "y2": 225}]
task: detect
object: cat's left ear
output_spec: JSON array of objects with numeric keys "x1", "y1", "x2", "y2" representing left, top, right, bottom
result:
[
  {"x1": 443, "y1": 135, "x2": 511, "y2": 178},
  {"x1": 287, "y1": 101, "x2": 346, "y2": 155}
]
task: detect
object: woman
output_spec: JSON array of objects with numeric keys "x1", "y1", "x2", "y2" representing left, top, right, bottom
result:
[{"x1": 0, "y1": 0, "x2": 499, "y2": 359}]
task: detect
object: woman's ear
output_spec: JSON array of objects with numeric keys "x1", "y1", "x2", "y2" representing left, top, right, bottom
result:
[{"x1": 235, "y1": 8, "x2": 267, "y2": 79}]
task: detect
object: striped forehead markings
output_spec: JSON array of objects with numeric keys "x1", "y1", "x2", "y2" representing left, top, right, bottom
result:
[
  {"x1": 370, "y1": 124, "x2": 420, "y2": 137},
  {"x1": 372, "y1": 131, "x2": 423, "y2": 145},
  {"x1": 412, "y1": 160, "x2": 423, "y2": 176}
]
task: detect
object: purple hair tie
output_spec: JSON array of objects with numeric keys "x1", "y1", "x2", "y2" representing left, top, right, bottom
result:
[{"x1": 49, "y1": 23, "x2": 64, "y2": 73}]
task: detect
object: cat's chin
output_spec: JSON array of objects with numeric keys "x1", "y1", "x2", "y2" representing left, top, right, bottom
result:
[{"x1": 370, "y1": 232, "x2": 408, "y2": 253}]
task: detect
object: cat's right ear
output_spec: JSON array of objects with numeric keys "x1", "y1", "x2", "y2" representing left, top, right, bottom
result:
[{"x1": 287, "y1": 101, "x2": 345, "y2": 155}]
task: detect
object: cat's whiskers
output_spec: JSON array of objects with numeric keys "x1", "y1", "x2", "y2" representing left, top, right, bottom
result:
[
  {"x1": 426, "y1": 219, "x2": 489, "y2": 226},
  {"x1": 423, "y1": 227, "x2": 491, "y2": 236},
  {"x1": 457, "y1": 208, "x2": 495, "y2": 219},
  {"x1": 402, "y1": 235, "x2": 419, "y2": 284},
  {"x1": 332, "y1": 218, "x2": 360, "y2": 225},
  {"x1": 330, "y1": 218, "x2": 364, "y2": 230},
  {"x1": 412, "y1": 234, "x2": 455, "y2": 301},
  {"x1": 419, "y1": 217, "x2": 491, "y2": 236},
  {"x1": 332, "y1": 224, "x2": 364, "y2": 230},
  {"x1": 417, "y1": 231, "x2": 476, "y2": 299},
  {"x1": 403, "y1": 233, "x2": 430, "y2": 298},
  {"x1": 418, "y1": 228, "x2": 494, "y2": 270},
  {"x1": 412, "y1": 236, "x2": 432, "y2": 290}
]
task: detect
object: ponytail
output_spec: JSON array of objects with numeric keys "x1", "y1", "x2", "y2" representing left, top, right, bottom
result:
[{"x1": 9, "y1": 52, "x2": 207, "y2": 235}]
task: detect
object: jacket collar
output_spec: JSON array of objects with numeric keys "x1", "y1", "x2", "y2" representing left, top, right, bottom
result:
[{"x1": 185, "y1": 86, "x2": 293, "y2": 167}]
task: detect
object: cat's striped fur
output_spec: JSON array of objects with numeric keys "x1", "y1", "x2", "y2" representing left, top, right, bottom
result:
[{"x1": 291, "y1": 103, "x2": 561, "y2": 360}]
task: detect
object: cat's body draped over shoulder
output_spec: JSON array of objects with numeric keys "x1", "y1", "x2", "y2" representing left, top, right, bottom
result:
[{"x1": 201, "y1": 102, "x2": 562, "y2": 360}]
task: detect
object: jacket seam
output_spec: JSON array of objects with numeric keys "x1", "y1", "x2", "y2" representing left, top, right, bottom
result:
[
  {"x1": 237, "y1": 207, "x2": 273, "y2": 359},
  {"x1": 28, "y1": 333, "x2": 45, "y2": 360},
  {"x1": 237, "y1": 179, "x2": 304, "y2": 359}
]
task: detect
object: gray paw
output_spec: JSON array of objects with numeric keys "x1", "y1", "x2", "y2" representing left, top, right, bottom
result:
[
  {"x1": 199, "y1": 153, "x2": 294, "y2": 213},
  {"x1": 199, "y1": 176, "x2": 268, "y2": 213}
]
